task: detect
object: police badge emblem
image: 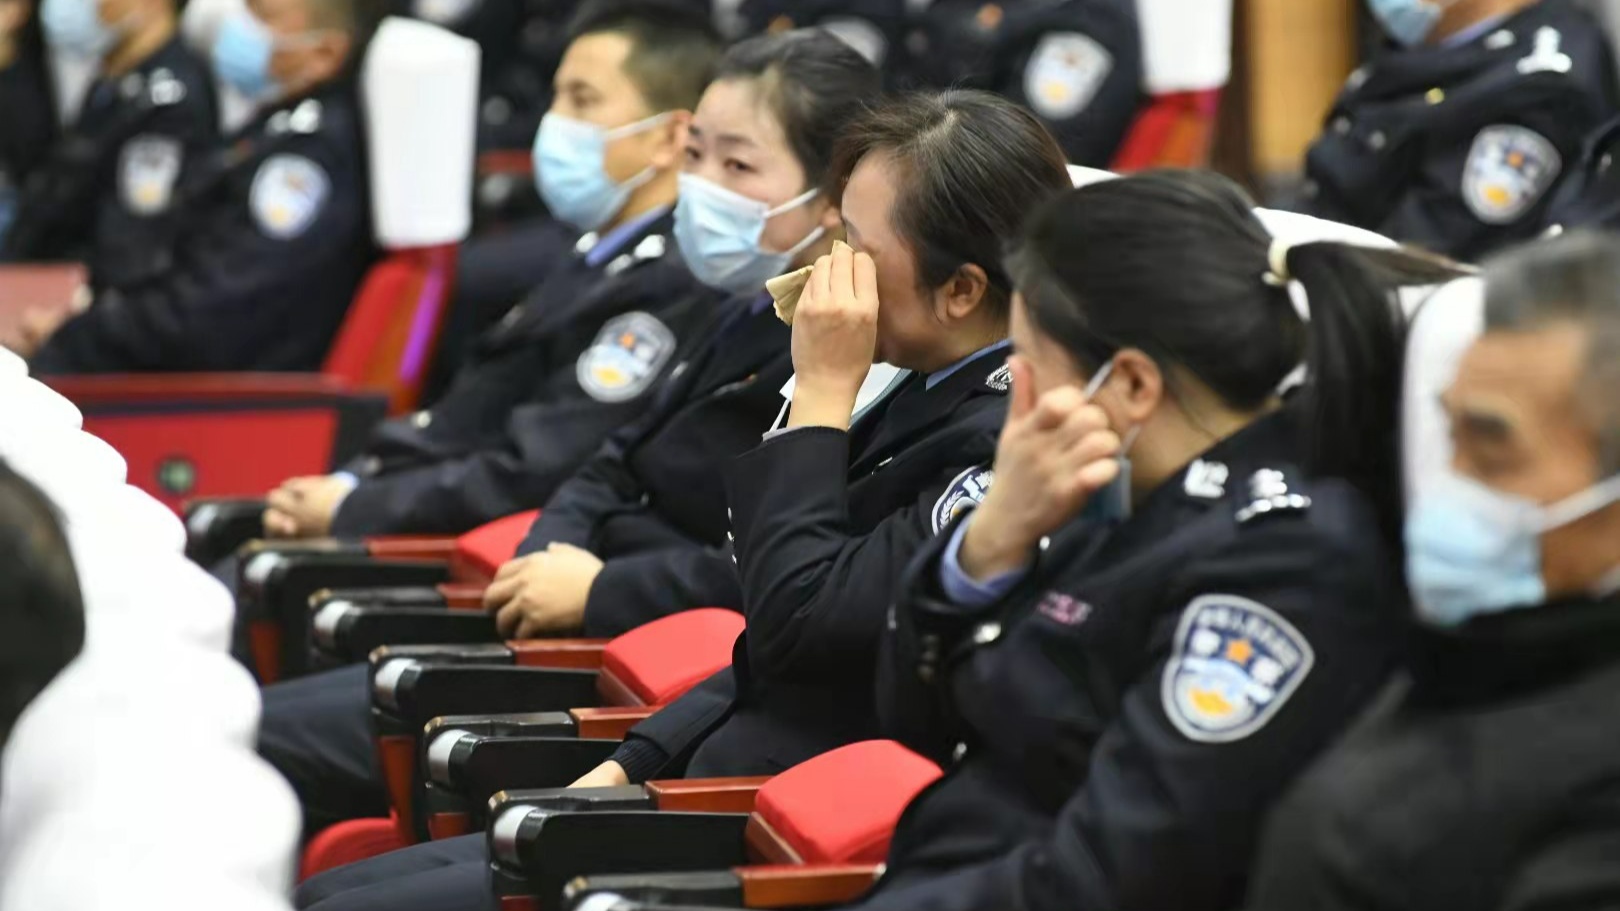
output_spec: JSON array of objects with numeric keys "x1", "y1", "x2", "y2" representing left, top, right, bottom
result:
[
  {"x1": 1462, "y1": 125, "x2": 1561, "y2": 225},
  {"x1": 1161, "y1": 594, "x2": 1314, "y2": 743},
  {"x1": 1023, "y1": 32, "x2": 1113, "y2": 121},
  {"x1": 119, "y1": 135, "x2": 183, "y2": 216},
  {"x1": 250, "y1": 154, "x2": 331, "y2": 240},
  {"x1": 577, "y1": 311, "x2": 677, "y2": 403},
  {"x1": 932, "y1": 465, "x2": 995, "y2": 533},
  {"x1": 985, "y1": 363, "x2": 1012, "y2": 392}
]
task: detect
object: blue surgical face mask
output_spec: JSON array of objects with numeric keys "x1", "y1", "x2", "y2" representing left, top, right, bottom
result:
[
  {"x1": 212, "y1": 11, "x2": 281, "y2": 100},
  {"x1": 1406, "y1": 470, "x2": 1620, "y2": 627},
  {"x1": 674, "y1": 172, "x2": 825, "y2": 294},
  {"x1": 41, "y1": 0, "x2": 119, "y2": 57},
  {"x1": 1077, "y1": 360, "x2": 1141, "y2": 524},
  {"x1": 1368, "y1": 0, "x2": 1451, "y2": 48},
  {"x1": 533, "y1": 112, "x2": 670, "y2": 233}
]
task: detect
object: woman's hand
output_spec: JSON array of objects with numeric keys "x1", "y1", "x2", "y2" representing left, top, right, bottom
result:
[
  {"x1": 569, "y1": 760, "x2": 630, "y2": 789},
  {"x1": 787, "y1": 241, "x2": 880, "y2": 430},
  {"x1": 483, "y1": 543, "x2": 605, "y2": 639},
  {"x1": 960, "y1": 356, "x2": 1121, "y2": 580}
]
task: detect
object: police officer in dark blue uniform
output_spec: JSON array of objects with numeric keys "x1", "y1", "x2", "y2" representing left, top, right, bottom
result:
[
  {"x1": 289, "y1": 88, "x2": 1073, "y2": 911},
  {"x1": 0, "y1": 0, "x2": 60, "y2": 246},
  {"x1": 249, "y1": 0, "x2": 725, "y2": 542},
  {"x1": 259, "y1": 28, "x2": 867, "y2": 862},
  {"x1": 901, "y1": 0, "x2": 1141, "y2": 166},
  {"x1": 830, "y1": 171, "x2": 1462, "y2": 911},
  {"x1": 1300, "y1": 0, "x2": 1617, "y2": 261},
  {"x1": 0, "y1": 0, "x2": 217, "y2": 291},
  {"x1": 1244, "y1": 234, "x2": 1620, "y2": 911},
  {"x1": 20, "y1": 0, "x2": 377, "y2": 373}
]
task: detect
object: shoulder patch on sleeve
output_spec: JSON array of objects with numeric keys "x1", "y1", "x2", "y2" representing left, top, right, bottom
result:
[
  {"x1": 1161, "y1": 594, "x2": 1315, "y2": 744},
  {"x1": 119, "y1": 134, "x2": 183, "y2": 216},
  {"x1": 1462, "y1": 125, "x2": 1561, "y2": 224},
  {"x1": 249, "y1": 153, "x2": 331, "y2": 240},
  {"x1": 1023, "y1": 32, "x2": 1113, "y2": 121},
  {"x1": 932, "y1": 465, "x2": 995, "y2": 533},
  {"x1": 577, "y1": 311, "x2": 677, "y2": 403}
]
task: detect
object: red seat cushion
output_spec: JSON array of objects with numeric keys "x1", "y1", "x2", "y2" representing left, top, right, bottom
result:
[
  {"x1": 454, "y1": 510, "x2": 541, "y2": 578},
  {"x1": 754, "y1": 741, "x2": 943, "y2": 865},
  {"x1": 299, "y1": 815, "x2": 409, "y2": 881},
  {"x1": 601, "y1": 608, "x2": 744, "y2": 705}
]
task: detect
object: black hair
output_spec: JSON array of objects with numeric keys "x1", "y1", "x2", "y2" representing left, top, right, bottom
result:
[
  {"x1": 568, "y1": 0, "x2": 725, "y2": 113},
  {"x1": 826, "y1": 89, "x2": 1073, "y2": 319},
  {"x1": 1008, "y1": 169, "x2": 1464, "y2": 543},
  {"x1": 712, "y1": 29, "x2": 881, "y2": 189},
  {"x1": 0, "y1": 461, "x2": 84, "y2": 754},
  {"x1": 1483, "y1": 230, "x2": 1620, "y2": 472}
]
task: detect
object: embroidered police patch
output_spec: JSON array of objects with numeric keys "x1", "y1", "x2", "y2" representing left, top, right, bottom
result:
[
  {"x1": 932, "y1": 465, "x2": 995, "y2": 533},
  {"x1": 1462, "y1": 125, "x2": 1561, "y2": 225},
  {"x1": 119, "y1": 135, "x2": 183, "y2": 216},
  {"x1": 1161, "y1": 594, "x2": 1314, "y2": 743},
  {"x1": 985, "y1": 364, "x2": 1011, "y2": 392},
  {"x1": 577, "y1": 312, "x2": 677, "y2": 403},
  {"x1": 1023, "y1": 32, "x2": 1113, "y2": 121},
  {"x1": 249, "y1": 154, "x2": 330, "y2": 240}
]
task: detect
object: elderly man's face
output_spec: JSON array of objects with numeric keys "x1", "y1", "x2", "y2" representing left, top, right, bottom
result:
[{"x1": 1442, "y1": 321, "x2": 1620, "y2": 597}]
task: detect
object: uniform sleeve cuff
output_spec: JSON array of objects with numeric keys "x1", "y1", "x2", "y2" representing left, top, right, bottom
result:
[
  {"x1": 938, "y1": 517, "x2": 1027, "y2": 607},
  {"x1": 610, "y1": 736, "x2": 671, "y2": 785}
]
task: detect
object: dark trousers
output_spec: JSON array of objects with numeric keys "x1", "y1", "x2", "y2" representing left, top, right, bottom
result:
[
  {"x1": 258, "y1": 663, "x2": 390, "y2": 834},
  {"x1": 296, "y1": 833, "x2": 493, "y2": 910}
]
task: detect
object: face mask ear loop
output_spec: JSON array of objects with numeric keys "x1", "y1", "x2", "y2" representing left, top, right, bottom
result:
[
  {"x1": 761, "y1": 188, "x2": 827, "y2": 259},
  {"x1": 1538, "y1": 473, "x2": 1620, "y2": 533}
]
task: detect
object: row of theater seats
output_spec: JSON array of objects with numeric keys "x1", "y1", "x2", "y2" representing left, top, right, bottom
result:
[
  {"x1": 171, "y1": 177, "x2": 1409, "y2": 911},
  {"x1": 0, "y1": 346, "x2": 301, "y2": 910},
  {"x1": 15, "y1": 0, "x2": 1234, "y2": 515}
]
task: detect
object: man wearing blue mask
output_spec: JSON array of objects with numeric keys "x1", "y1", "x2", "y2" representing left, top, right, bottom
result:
[
  {"x1": 1245, "y1": 231, "x2": 1620, "y2": 911},
  {"x1": 0, "y1": 0, "x2": 216, "y2": 291},
  {"x1": 12, "y1": 0, "x2": 376, "y2": 373},
  {"x1": 1298, "y1": 0, "x2": 1616, "y2": 261}
]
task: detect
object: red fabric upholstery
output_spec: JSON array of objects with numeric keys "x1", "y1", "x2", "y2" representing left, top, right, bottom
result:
[
  {"x1": 1110, "y1": 89, "x2": 1223, "y2": 172},
  {"x1": 453, "y1": 509, "x2": 541, "y2": 578},
  {"x1": 754, "y1": 741, "x2": 943, "y2": 865},
  {"x1": 320, "y1": 245, "x2": 456, "y2": 415},
  {"x1": 601, "y1": 608, "x2": 744, "y2": 705},
  {"x1": 299, "y1": 815, "x2": 409, "y2": 881}
]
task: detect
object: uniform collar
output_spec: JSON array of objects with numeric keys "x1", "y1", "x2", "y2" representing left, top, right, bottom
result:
[
  {"x1": 1438, "y1": 13, "x2": 1507, "y2": 49},
  {"x1": 1135, "y1": 408, "x2": 1306, "y2": 518},
  {"x1": 926, "y1": 340, "x2": 1012, "y2": 389},
  {"x1": 582, "y1": 205, "x2": 672, "y2": 268},
  {"x1": 850, "y1": 344, "x2": 1010, "y2": 474}
]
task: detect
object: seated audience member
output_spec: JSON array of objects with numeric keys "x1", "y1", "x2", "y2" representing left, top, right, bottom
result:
[
  {"x1": 258, "y1": 26, "x2": 874, "y2": 839},
  {"x1": 0, "y1": 0, "x2": 218, "y2": 290},
  {"x1": 252, "y1": 0, "x2": 723, "y2": 541},
  {"x1": 902, "y1": 0, "x2": 1141, "y2": 166},
  {"x1": 0, "y1": 461, "x2": 84, "y2": 760},
  {"x1": 1300, "y1": 0, "x2": 1616, "y2": 261},
  {"x1": 290, "y1": 88, "x2": 1065, "y2": 911},
  {"x1": 15, "y1": 0, "x2": 380, "y2": 373},
  {"x1": 1246, "y1": 231, "x2": 1620, "y2": 911},
  {"x1": 0, "y1": 0, "x2": 57, "y2": 244}
]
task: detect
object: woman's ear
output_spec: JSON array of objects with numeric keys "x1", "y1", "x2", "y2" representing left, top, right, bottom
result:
[
  {"x1": 1108, "y1": 348, "x2": 1163, "y2": 425},
  {"x1": 937, "y1": 263, "x2": 990, "y2": 322}
]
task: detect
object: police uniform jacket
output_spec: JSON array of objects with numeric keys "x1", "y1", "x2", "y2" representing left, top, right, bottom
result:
[
  {"x1": 613, "y1": 346, "x2": 1011, "y2": 782},
  {"x1": 901, "y1": 0, "x2": 1141, "y2": 166},
  {"x1": 1245, "y1": 595, "x2": 1620, "y2": 911},
  {"x1": 856, "y1": 411, "x2": 1405, "y2": 911},
  {"x1": 1538, "y1": 113, "x2": 1620, "y2": 232},
  {"x1": 31, "y1": 80, "x2": 371, "y2": 374},
  {"x1": 0, "y1": 39, "x2": 58, "y2": 237},
  {"x1": 518, "y1": 295, "x2": 793, "y2": 636},
  {"x1": 1301, "y1": 0, "x2": 1616, "y2": 261},
  {"x1": 331, "y1": 214, "x2": 723, "y2": 537},
  {"x1": 2, "y1": 36, "x2": 217, "y2": 289}
]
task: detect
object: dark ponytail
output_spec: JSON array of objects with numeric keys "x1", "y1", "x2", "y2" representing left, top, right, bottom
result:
[{"x1": 1007, "y1": 169, "x2": 1463, "y2": 543}]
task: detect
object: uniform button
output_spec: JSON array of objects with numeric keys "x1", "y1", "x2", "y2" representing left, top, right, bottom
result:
[
  {"x1": 972, "y1": 622, "x2": 1002, "y2": 645},
  {"x1": 951, "y1": 742, "x2": 968, "y2": 762},
  {"x1": 1368, "y1": 131, "x2": 1388, "y2": 151},
  {"x1": 1601, "y1": 153, "x2": 1613, "y2": 174},
  {"x1": 1301, "y1": 179, "x2": 1320, "y2": 199},
  {"x1": 1039, "y1": 536, "x2": 1051, "y2": 552},
  {"x1": 918, "y1": 664, "x2": 935, "y2": 683},
  {"x1": 1331, "y1": 117, "x2": 1351, "y2": 136},
  {"x1": 1425, "y1": 87, "x2": 1445, "y2": 105},
  {"x1": 1544, "y1": 223, "x2": 1565, "y2": 238},
  {"x1": 411, "y1": 411, "x2": 433, "y2": 429}
]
